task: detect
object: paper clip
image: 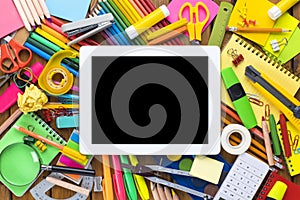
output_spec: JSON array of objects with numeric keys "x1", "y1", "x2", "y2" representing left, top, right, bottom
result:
[
  {"x1": 265, "y1": 104, "x2": 270, "y2": 121},
  {"x1": 270, "y1": 38, "x2": 288, "y2": 52},
  {"x1": 227, "y1": 48, "x2": 244, "y2": 66},
  {"x1": 248, "y1": 96, "x2": 264, "y2": 106},
  {"x1": 292, "y1": 135, "x2": 299, "y2": 151}
]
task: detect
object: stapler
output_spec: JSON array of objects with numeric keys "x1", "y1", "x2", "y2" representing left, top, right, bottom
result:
[{"x1": 62, "y1": 13, "x2": 114, "y2": 46}]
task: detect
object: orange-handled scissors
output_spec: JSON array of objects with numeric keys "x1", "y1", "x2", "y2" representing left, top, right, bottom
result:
[
  {"x1": 179, "y1": 2, "x2": 210, "y2": 45},
  {"x1": 0, "y1": 35, "x2": 32, "y2": 73}
]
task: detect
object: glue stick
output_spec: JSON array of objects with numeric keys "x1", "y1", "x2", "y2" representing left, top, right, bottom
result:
[
  {"x1": 268, "y1": 0, "x2": 300, "y2": 20},
  {"x1": 125, "y1": 5, "x2": 170, "y2": 40}
]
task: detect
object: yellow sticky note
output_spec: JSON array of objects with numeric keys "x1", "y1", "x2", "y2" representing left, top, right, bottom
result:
[{"x1": 189, "y1": 156, "x2": 224, "y2": 184}]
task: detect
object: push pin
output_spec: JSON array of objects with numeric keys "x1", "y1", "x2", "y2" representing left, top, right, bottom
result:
[
  {"x1": 35, "y1": 140, "x2": 47, "y2": 152},
  {"x1": 270, "y1": 38, "x2": 288, "y2": 52},
  {"x1": 237, "y1": 21, "x2": 245, "y2": 27},
  {"x1": 249, "y1": 19, "x2": 257, "y2": 26},
  {"x1": 243, "y1": 18, "x2": 249, "y2": 27},
  {"x1": 227, "y1": 48, "x2": 244, "y2": 67}
]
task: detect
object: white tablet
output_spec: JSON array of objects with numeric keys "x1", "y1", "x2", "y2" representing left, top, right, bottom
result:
[{"x1": 79, "y1": 46, "x2": 220, "y2": 155}]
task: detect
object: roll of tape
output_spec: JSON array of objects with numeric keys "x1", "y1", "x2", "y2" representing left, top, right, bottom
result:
[{"x1": 221, "y1": 124, "x2": 251, "y2": 155}]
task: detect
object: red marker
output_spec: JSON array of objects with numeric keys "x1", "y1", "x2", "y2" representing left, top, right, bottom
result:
[{"x1": 279, "y1": 114, "x2": 292, "y2": 157}]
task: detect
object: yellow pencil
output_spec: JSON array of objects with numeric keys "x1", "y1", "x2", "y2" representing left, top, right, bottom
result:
[
  {"x1": 226, "y1": 26, "x2": 291, "y2": 33},
  {"x1": 147, "y1": 18, "x2": 188, "y2": 40}
]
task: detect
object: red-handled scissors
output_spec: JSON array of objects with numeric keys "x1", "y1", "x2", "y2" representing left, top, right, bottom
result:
[{"x1": 0, "y1": 35, "x2": 32, "y2": 73}]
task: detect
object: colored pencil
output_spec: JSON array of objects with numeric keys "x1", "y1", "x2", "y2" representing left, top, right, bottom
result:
[
  {"x1": 262, "y1": 116, "x2": 275, "y2": 166},
  {"x1": 13, "y1": 0, "x2": 32, "y2": 31}
]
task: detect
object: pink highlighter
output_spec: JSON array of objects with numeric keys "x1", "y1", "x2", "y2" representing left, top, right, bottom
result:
[{"x1": 0, "y1": 62, "x2": 44, "y2": 113}]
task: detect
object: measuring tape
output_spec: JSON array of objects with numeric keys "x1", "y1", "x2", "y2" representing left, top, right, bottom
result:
[
  {"x1": 30, "y1": 165, "x2": 95, "y2": 200},
  {"x1": 38, "y1": 50, "x2": 75, "y2": 95},
  {"x1": 208, "y1": 2, "x2": 233, "y2": 47}
]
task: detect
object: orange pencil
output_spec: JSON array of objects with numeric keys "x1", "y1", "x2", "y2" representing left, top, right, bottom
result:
[
  {"x1": 147, "y1": 26, "x2": 187, "y2": 45},
  {"x1": 40, "y1": 23, "x2": 81, "y2": 51}
]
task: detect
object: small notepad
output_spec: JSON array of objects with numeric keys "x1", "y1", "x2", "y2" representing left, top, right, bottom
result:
[
  {"x1": 46, "y1": 0, "x2": 91, "y2": 21},
  {"x1": 277, "y1": 121, "x2": 300, "y2": 176},
  {"x1": 0, "y1": 113, "x2": 66, "y2": 197},
  {"x1": 227, "y1": 0, "x2": 275, "y2": 46},
  {"x1": 189, "y1": 155, "x2": 224, "y2": 184},
  {"x1": 0, "y1": 0, "x2": 24, "y2": 38}
]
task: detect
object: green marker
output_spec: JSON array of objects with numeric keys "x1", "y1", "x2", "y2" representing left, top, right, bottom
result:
[
  {"x1": 221, "y1": 67, "x2": 257, "y2": 129},
  {"x1": 269, "y1": 114, "x2": 282, "y2": 156},
  {"x1": 120, "y1": 155, "x2": 138, "y2": 200}
]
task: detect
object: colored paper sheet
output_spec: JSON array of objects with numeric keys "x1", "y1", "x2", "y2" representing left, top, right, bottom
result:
[
  {"x1": 227, "y1": 0, "x2": 275, "y2": 46},
  {"x1": 46, "y1": 0, "x2": 90, "y2": 21},
  {"x1": 277, "y1": 27, "x2": 300, "y2": 64},
  {"x1": 263, "y1": 13, "x2": 299, "y2": 58},
  {"x1": 166, "y1": 0, "x2": 219, "y2": 36},
  {"x1": 189, "y1": 155, "x2": 224, "y2": 184},
  {"x1": 0, "y1": 0, "x2": 24, "y2": 38}
]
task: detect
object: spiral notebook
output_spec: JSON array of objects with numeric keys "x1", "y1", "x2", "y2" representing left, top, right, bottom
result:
[
  {"x1": 276, "y1": 121, "x2": 300, "y2": 176},
  {"x1": 0, "y1": 113, "x2": 66, "y2": 197},
  {"x1": 221, "y1": 34, "x2": 300, "y2": 127},
  {"x1": 256, "y1": 171, "x2": 300, "y2": 200}
]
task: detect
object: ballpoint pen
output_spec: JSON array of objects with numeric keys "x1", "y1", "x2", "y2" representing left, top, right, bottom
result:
[
  {"x1": 102, "y1": 155, "x2": 114, "y2": 200},
  {"x1": 120, "y1": 155, "x2": 138, "y2": 200},
  {"x1": 129, "y1": 155, "x2": 150, "y2": 200},
  {"x1": 112, "y1": 155, "x2": 127, "y2": 200}
]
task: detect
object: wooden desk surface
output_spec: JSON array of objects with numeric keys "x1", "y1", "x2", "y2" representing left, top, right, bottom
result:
[{"x1": 0, "y1": 0, "x2": 299, "y2": 199}]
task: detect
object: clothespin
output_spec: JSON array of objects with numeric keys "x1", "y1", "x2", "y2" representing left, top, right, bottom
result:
[
  {"x1": 270, "y1": 38, "x2": 288, "y2": 52},
  {"x1": 62, "y1": 13, "x2": 114, "y2": 46}
]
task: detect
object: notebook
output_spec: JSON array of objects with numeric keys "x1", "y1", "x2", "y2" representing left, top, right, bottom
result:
[
  {"x1": 262, "y1": 13, "x2": 300, "y2": 64},
  {"x1": 221, "y1": 34, "x2": 300, "y2": 128},
  {"x1": 227, "y1": 0, "x2": 275, "y2": 46},
  {"x1": 276, "y1": 121, "x2": 300, "y2": 176},
  {"x1": 214, "y1": 153, "x2": 269, "y2": 200},
  {"x1": 0, "y1": 112, "x2": 66, "y2": 197},
  {"x1": 256, "y1": 171, "x2": 300, "y2": 200},
  {"x1": 56, "y1": 129, "x2": 93, "y2": 184},
  {"x1": 0, "y1": 0, "x2": 24, "y2": 38}
]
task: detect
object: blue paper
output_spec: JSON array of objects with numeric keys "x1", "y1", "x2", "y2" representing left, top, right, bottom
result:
[{"x1": 46, "y1": 0, "x2": 90, "y2": 22}]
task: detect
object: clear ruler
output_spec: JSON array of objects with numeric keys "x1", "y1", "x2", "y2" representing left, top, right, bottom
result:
[{"x1": 30, "y1": 166, "x2": 94, "y2": 200}]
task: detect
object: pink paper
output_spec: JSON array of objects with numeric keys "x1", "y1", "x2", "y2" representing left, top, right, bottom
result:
[
  {"x1": 166, "y1": 0, "x2": 219, "y2": 37},
  {"x1": 0, "y1": 0, "x2": 24, "y2": 38}
]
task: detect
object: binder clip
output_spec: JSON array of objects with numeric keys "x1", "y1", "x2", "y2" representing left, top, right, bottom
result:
[
  {"x1": 35, "y1": 140, "x2": 47, "y2": 152},
  {"x1": 62, "y1": 13, "x2": 114, "y2": 46},
  {"x1": 227, "y1": 48, "x2": 244, "y2": 66},
  {"x1": 270, "y1": 38, "x2": 288, "y2": 52}
]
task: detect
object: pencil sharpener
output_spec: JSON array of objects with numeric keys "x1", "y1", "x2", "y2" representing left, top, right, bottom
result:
[{"x1": 79, "y1": 46, "x2": 221, "y2": 155}]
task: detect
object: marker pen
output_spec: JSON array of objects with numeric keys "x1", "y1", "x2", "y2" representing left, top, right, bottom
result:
[
  {"x1": 125, "y1": 4, "x2": 170, "y2": 39},
  {"x1": 221, "y1": 67, "x2": 257, "y2": 129}
]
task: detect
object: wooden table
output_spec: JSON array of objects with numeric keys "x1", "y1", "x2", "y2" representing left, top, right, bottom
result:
[{"x1": 0, "y1": 0, "x2": 299, "y2": 199}]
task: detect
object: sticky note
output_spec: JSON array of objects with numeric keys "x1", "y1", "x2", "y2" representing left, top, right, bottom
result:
[
  {"x1": 0, "y1": 0, "x2": 24, "y2": 38},
  {"x1": 166, "y1": 0, "x2": 219, "y2": 36},
  {"x1": 46, "y1": 0, "x2": 90, "y2": 22},
  {"x1": 189, "y1": 155, "x2": 224, "y2": 184}
]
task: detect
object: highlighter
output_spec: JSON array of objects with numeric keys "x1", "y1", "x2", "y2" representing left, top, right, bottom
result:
[
  {"x1": 266, "y1": 181, "x2": 287, "y2": 200},
  {"x1": 125, "y1": 4, "x2": 170, "y2": 39},
  {"x1": 221, "y1": 67, "x2": 257, "y2": 129},
  {"x1": 268, "y1": 0, "x2": 300, "y2": 20}
]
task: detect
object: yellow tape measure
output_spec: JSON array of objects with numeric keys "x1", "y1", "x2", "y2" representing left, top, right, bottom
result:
[{"x1": 38, "y1": 50, "x2": 76, "y2": 95}]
